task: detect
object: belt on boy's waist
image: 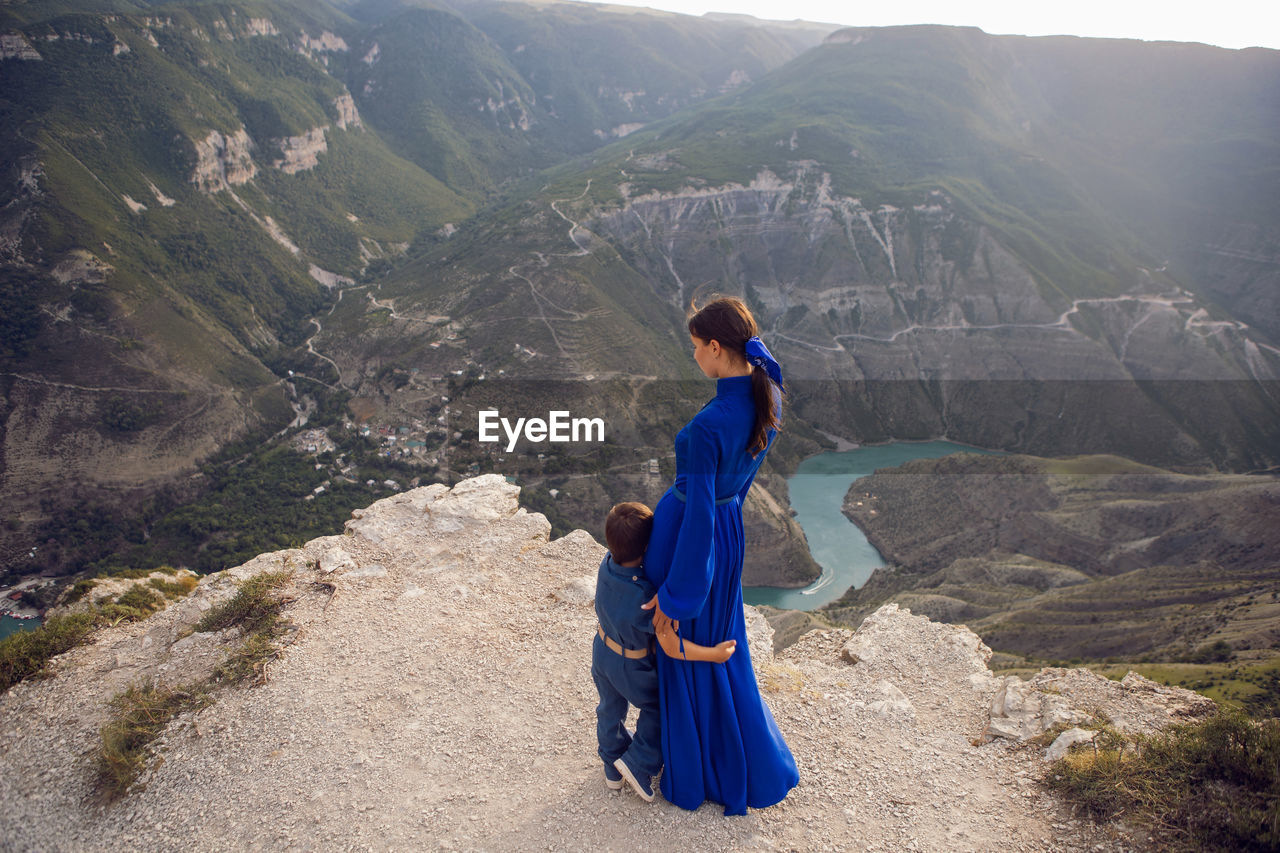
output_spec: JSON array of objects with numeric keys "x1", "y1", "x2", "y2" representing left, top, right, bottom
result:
[{"x1": 597, "y1": 625, "x2": 652, "y2": 659}]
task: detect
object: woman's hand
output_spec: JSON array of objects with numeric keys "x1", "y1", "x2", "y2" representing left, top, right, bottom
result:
[{"x1": 642, "y1": 594, "x2": 677, "y2": 637}]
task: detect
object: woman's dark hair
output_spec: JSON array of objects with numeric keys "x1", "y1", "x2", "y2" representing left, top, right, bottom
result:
[
  {"x1": 687, "y1": 296, "x2": 781, "y2": 456},
  {"x1": 605, "y1": 501, "x2": 654, "y2": 564}
]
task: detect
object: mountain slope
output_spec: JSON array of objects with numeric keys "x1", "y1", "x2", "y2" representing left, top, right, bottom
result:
[
  {"x1": 0, "y1": 0, "x2": 825, "y2": 578},
  {"x1": 3, "y1": 7, "x2": 1277, "y2": 589},
  {"x1": 287, "y1": 24, "x2": 1280, "y2": 596},
  {"x1": 0, "y1": 3, "x2": 479, "y2": 576},
  {"x1": 347, "y1": 26, "x2": 1280, "y2": 478}
]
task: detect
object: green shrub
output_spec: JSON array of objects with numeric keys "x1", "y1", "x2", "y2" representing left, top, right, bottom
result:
[
  {"x1": 64, "y1": 578, "x2": 97, "y2": 605},
  {"x1": 94, "y1": 572, "x2": 296, "y2": 800},
  {"x1": 1190, "y1": 640, "x2": 1236, "y2": 664},
  {"x1": 210, "y1": 621, "x2": 287, "y2": 686},
  {"x1": 114, "y1": 584, "x2": 162, "y2": 613},
  {"x1": 1047, "y1": 709, "x2": 1280, "y2": 851},
  {"x1": 149, "y1": 575, "x2": 199, "y2": 599},
  {"x1": 0, "y1": 612, "x2": 99, "y2": 692}
]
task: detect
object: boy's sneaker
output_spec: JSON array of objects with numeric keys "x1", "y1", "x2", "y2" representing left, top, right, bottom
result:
[
  {"x1": 613, "y1": 757, "x2": 654, "y2": 803},
  {"x1": 603, "y1": 761, "x2": 624, "y2": 790}
]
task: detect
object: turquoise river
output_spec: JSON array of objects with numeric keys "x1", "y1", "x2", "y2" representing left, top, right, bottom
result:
[{"x1": 743, "y1": 440, "x2": 1002, "y2": 611}]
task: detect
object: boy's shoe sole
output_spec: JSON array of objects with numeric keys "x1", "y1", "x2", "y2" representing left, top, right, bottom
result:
[
  {"x1": 604, "y1": 764, "x2": 624, "y2": 790},
  {"x1": 612, "y1": 757, "x2": 654, "y2": 803}
]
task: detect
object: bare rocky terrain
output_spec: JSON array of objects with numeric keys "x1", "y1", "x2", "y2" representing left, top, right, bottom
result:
[{"x1": 0, "y1": 476, "x2": 1214, "y2": 851}]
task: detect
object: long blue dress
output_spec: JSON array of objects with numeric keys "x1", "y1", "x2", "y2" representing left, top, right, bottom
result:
[{"x1": 643, "y1": 374, "x2": 799, "y2": 815}]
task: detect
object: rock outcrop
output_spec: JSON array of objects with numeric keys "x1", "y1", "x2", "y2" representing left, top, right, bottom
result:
[
  {"x1": 0, "y1": 476, "x2": 1208, "y2": 850},
  {"x1": 300, "y1": 30, "x2": 349, "y2": 53},
  {"x1": 189, "y1": 128, "x2": 256, "y2": 193},
  {"x1": 272, "y1": 126, "x2": 328, "y2": 174},
  {"x1": 1, "y1": 32, "x2": 43, "y2": 60},
  {"x1": 333, "y1": 94, "x2": 362, "y2": 130},
  {"x1": 985, "y1": 668, "x2": 1214, "y2": 743},
  {"x1": 244, "y1": 18, "x2": 278, "y2": 38}
]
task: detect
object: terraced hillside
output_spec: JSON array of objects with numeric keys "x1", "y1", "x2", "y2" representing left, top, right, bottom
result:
[{"x1": 826, "y1": 453, "x2": 1280, "y2": 666}]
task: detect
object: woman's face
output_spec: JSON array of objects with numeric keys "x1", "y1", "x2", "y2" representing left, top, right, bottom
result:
[{"x1": 691, "y1": 334, "x2": 719, "y2": 378}]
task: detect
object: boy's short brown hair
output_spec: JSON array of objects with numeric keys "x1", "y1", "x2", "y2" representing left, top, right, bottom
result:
[{"x1": 605, "y1": 501, "x2": 653, "y2": 565}]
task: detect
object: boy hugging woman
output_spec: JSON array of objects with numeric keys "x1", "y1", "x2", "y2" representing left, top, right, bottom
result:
[
  {"x1": 591, "y1": 296, "x2": 798, "y2": 815},
  {"x1": 590, "y1": 501, "x2": 735, "y2": 803}
]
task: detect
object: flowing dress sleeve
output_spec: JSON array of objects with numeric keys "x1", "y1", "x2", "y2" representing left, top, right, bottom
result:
[{"x1": 656, "y1": 416, "x2": 717, "y2": 621}]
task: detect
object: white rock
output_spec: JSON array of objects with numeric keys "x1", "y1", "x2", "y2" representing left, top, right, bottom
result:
[
  {"x1": 968, "y1": 672, "x2": 1000, "y2": 691},
  {"x1": 986, "y1": 675, "x2": 1087, "y2": 741},
  {"x1": 189, "y1": 128, "x2": 256, "y2": 193},
  {"x1": 868, "y1": 680, "x2": 914, "y2": 719},
  {"x1": 1045, "y1": 727, "x2": 1097, "y2": 762},
  {"x1": 320, "y1": 547, "x2": 356, "y2": 574},
  {"x1": 840, "y1": 634, "x2": 878, "y2": 665},
  {"x1": 743, "y1": 604, "x2": 774, "y2": 666},
  {"x1": 345, "y1": 563, "x2": 387, "y2": 579},
  {"x1": 540, "y1": 528, "x2": 603, "y2": 564},
  {"x1": 552, "y1": 576, "x2": 595, "y2": 605},
  {"x1": 430, "y1": 474, "x2": 520, "y2": 520}
]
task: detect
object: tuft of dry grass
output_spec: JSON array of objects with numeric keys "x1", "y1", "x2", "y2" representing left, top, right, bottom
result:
[
  {"x1": 95, "y1": 570, "x2": 299, "y2": 800},
  {"x1": 1045, "y1": 709, "x2": 1280, "y2": 851},
  {"x1": 95, "y1": 682, "x2": 209, "y2": 801},
  {"x1": 149, "y1": 574, "x2": 199, "y2": 599},
  {"x1": 195, "y1": 571, "x2": 292, "y2": 635}
]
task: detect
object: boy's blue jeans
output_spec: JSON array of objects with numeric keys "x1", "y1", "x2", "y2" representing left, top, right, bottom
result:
[{"x1": 591, "y1": 634, "x2": 662, "y2": 780}]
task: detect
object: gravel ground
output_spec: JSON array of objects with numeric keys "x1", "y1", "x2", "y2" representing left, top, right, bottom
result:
[{"x1": 0, "y1": 476, "x2": 1158, "y2": 851}]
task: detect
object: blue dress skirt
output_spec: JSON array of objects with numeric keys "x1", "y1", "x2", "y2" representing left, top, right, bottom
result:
[{"x1": 643, "y1": 375, "x2": 799, "y2": 815}]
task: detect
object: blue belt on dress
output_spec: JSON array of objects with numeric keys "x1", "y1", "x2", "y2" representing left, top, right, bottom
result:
[{"x1": 672, "y1": 486, "x2": 738, "y2": 505}]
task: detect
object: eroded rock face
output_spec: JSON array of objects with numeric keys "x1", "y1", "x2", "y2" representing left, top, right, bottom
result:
[
  {"x1": 190, "y1": 128, "x2": 256, "y2": 192},
  {"x1": 593, "y1": 170, "x2": 1072, "y2": 383},
  {"x1": 1, "y1": 33, "x2": 43, "y2": 60},
  {"x1": 272, "y1": 126, "x2": 328, "y2": 174},
  {"x1": 593, "y1": 165, "x2": 1273, "y2": 385},
  {"x1": 333, "y1": 94, "x2": 362, "y2": 130},
  {"x1": 244, "y1": 18, "x2": 278, "y2": 37},
  {"x1": 589, "y1": 164, "x2": 1280, "y2": 466},
  {"x1": 300, "y1": 30, "x2": 348, "y2": 53}
]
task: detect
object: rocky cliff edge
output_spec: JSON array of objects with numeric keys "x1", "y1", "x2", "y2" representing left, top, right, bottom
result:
[{"x1": 0, "y1": 476, "x2": 1213, "y2": 851}]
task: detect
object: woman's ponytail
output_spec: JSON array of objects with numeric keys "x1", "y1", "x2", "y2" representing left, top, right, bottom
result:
[{"x1": 687, "y1": 296, "x2": 783, "y2": 456}]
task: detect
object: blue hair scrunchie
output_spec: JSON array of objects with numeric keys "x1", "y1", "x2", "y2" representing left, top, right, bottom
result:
[{"x1": 744, "y1": 336, "x2": 785, "y2": 392}]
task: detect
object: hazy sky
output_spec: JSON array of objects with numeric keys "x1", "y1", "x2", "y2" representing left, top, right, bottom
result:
[{"x1": 582, "y1": 0, "x2": 1279, "y2": 50}]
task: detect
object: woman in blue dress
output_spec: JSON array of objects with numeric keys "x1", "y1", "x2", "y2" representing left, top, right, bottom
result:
[{"x1": 642, "y1": 296, "x2": 799, "y2": 815}]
